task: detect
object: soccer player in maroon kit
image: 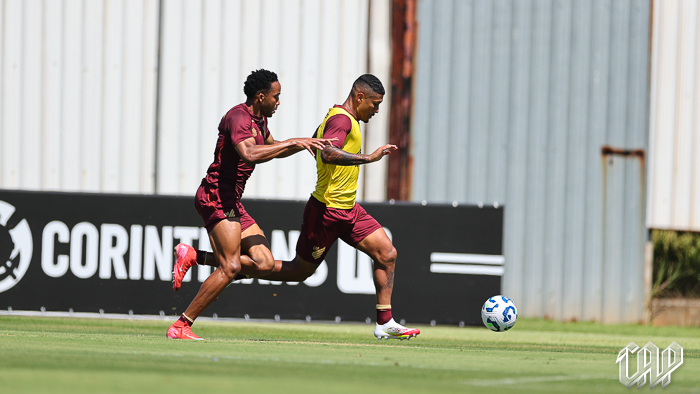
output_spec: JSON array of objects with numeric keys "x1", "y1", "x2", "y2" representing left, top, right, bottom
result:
[
  {"x1": 167, "y1": 69, "x2": 334, "y2": 340},
  {"x1": 174, "y1": 74, "x2": 419, "y2": 341}
]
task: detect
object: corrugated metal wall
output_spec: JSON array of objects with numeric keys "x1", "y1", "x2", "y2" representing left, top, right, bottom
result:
[
  {"x1": 1, "y1": 0, "x2": 160, "y2": 193},
  {"x1": 647, "y1": 0, "x2": 700, "y2": 232},
  {"x1": 156, "y1": 0, "x2": 374, "y2": 199},
  {"x1": 0, "y1": 0, "x2": 391, "y2": 201},
  {"x1": 412, "y1": 0, "x2": 651, "y2": 323}
]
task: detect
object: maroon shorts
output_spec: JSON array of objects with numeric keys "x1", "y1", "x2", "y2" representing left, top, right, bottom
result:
[
  {"x1": 194, "y1": 183, "x2": 256, "y2": 233},
  {"x1": 296, "y1": 196, "x2": 383, "y2": 264}
]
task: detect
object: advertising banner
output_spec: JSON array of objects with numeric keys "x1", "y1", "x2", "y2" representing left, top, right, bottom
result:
[{"x1": 0, "y1": 190, "x2": 503, "y2": 325}]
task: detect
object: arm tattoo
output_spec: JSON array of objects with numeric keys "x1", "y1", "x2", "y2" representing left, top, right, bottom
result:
[{"x1": 321, "y1": 145, "x2": 369, "y2": 166}]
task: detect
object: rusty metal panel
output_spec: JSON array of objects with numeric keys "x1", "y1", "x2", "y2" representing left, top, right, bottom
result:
[
  {"x1": 647, "y1": 0, "x2": 700, "y2": 232},
  {"x1": 601, "y1": 148, "x2": 647, "y2": 323},
  {"x1": 412, "y1": 0, "x2": 650, "y2": 323}
]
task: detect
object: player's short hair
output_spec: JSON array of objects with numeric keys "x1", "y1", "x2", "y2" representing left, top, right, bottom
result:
[
  {"x1": 243, "y1": 69, "x2": 279, "y2": 99},
  {"x1": 352, "y1": 74, "x2": 385, "y2": 96}
]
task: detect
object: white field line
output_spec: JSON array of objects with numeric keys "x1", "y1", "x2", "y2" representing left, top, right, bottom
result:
[
  {"x1": 464, "y1": 374, "x2": 615, "y2": 386},
  {"x1": 1, "y1": 332, "x2": 491, "y2": 372}
]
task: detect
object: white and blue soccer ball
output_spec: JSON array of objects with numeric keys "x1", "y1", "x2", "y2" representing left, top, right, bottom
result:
[{"x1": 481, "y1": 295, "x2": 518, "y2": 332}]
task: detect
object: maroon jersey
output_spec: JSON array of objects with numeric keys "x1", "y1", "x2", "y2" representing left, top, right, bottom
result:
[{"x1": 202, "y1": 103, "x2": 269, "y2": 205}]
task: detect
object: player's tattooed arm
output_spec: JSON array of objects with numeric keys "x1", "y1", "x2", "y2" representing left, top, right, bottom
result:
[
  {"x1": 321, "y1": 145, "x2": 370, "y2": 165},
  {"x1": 321, "y1": 144, "x2": 398, "y2": 166}
]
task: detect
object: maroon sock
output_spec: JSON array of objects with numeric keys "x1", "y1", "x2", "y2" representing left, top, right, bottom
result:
[
  {"x1": 178, "y1": 314, "x2": 193, "y2": 327},
  {"x1": 195, "y1": 250, "x2": 206, "y2": 265},
  {"x1": 377, "y1": 308, "x2": 392, "y2": 325}
]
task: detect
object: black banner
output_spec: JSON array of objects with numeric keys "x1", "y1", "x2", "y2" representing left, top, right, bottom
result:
[{"x1": 0, "y1": 190, "x2": 503, "y2": 325}]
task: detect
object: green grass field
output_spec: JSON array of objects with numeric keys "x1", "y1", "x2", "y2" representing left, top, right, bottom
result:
[{"x1": 0, "y1": 315, "x2": 698, "y2": 393}]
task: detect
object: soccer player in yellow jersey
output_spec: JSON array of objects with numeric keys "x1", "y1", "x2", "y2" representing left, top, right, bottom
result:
[{"x1": 261, "y1": 74, "x2": 419, "y2": 340}]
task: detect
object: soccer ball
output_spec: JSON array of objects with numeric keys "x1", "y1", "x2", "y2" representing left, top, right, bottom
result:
[{"x1": 481, "y1": 295, "x2": 518, "y2": 332}]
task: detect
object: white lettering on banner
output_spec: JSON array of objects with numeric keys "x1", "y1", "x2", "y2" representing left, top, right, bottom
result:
[
  {"x1": 41, "y1": 221, "x2": 70, "y2": 278},
  {"x1": 35, "y1": 222, "x2": 334, "y2": 289},
  {"x1": 337, "y1": 228, "x2": 392, "y2": 295},
  {"x1": 173, "y1": 226, "x2": 199, "y2": 283},
  {"x1": 143, "y1": 225, "x2": 172, "y2": 281},
  {"x1": 99, "y1": 224, "x2": 128, "y2": 279},
  {"x1": 39, "y1": 221, "x2": 186, "y2": 282},
  {"x1": 70, "y1": 222, "x2": 99, "y2": 279},
  {"x1": 129, "y1": 225, "x2": 143, "y2": 280}
]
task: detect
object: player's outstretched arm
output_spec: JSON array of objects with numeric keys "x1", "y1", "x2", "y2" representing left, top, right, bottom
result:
[
  {"x1": 272, "y1": 137, "x2": 338, "y2": 158},
  {"x1": 235, "y1": 137, "x2": 334, "y2": 164},
  {"x1": 321, "y1": 144, "x2": 397, "y2": 166}
]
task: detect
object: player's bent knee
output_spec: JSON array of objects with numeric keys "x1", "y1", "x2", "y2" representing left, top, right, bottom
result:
[
  {"x1": 219, "y1": 259, "x2": 241, "y2": 280},
  {"x1": 376, "y1": 246, "x2": 397, "y2": 266},
  {"x1": 248, "y1": 246, "x2": 275, "y2": 274}
]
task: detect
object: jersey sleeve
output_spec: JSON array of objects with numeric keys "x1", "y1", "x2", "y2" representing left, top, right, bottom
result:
[
  {"x1": 322, "y1": 114, "x2": 352, "y2": 149},
  {"x1": 227, "y1": 112, "x2": 255, "y2": 146}
]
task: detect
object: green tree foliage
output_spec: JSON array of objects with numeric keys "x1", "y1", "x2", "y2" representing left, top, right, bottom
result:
[{"x1": 652, "y1": 230, "x2": 700, "y2": 298}]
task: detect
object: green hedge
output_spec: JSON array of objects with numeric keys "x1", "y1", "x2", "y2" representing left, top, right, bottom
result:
[{"x1": 652, "y1": 230, "x2": 700, "y2": 298}]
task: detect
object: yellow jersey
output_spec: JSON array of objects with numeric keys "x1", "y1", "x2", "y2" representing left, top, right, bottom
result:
[{"x1": 311, "y1": 106, "x2": 362, "y2": 209}]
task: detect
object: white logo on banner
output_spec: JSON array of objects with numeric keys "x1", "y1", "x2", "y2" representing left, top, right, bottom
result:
[
  {"x1": 0, "y1": 200, "x2": 33, "y2": 293},
  {"x1": 616, "y1": 342, "x2": 683, "y2": 388}
]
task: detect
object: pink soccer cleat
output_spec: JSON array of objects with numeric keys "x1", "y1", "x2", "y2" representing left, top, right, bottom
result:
[
  {"x1": 173, "y1": 243, "x2": 197, "y2": 291},
  {"x1": 166, "y1": 321, "x2": 205, "y2": 340}
]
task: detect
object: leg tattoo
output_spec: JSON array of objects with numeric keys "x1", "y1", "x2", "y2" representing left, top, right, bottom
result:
[{"x1": 380, "y1": 270, "x2": 395, "y2": 292}]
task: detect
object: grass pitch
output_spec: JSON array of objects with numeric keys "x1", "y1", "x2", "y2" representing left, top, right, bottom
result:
[{"x1": 0, "y1": 315, "x2": 698, "y2": 393}]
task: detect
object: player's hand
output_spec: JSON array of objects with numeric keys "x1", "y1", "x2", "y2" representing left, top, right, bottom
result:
[
  {"x1": 369, "y1": 144, "x2": 398, "y2": 162},
  {"x1": 293, "y1": 138, "x2": 337, "y2": 156},
  {"x1": 319, "y1": 138, "x2": 338, "y2": 145},
  {"x1": 310, "y1": 137, "x2": 338, "y2": 150}
]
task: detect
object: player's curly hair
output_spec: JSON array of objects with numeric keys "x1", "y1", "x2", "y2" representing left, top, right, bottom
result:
[
  {"x1": 352, "y1": 74, "x2": 385, "y2": 96},
  {"x1": 243, "y1": 69, "x2": 279, "y2": 100}
]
